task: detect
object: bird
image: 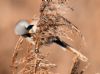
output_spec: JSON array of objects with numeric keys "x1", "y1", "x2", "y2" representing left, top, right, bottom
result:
[
  {"x1": 15, "y1": 19, "x2": 39, "y2": 45},
  {"x1": 15, "y1": 0, "x2": 88, "y2": 62},
  {"x1": 15, "y1": 18, "x2": 88, "y2": 62}
]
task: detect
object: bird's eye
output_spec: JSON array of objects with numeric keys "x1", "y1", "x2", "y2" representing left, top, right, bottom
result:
[{"x1": 26, "y1": 25, "x2": 33, "y2": 30}]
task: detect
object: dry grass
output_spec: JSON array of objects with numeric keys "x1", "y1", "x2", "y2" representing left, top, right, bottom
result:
[
  {"x1": 11, "y1": 37, "x2": 57, "y2": 74},
  {"x1": 11, "y1": 0, "x2": 89, "y2": 74}
]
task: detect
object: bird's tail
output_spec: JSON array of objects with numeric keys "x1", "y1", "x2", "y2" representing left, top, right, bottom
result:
[
  {"x1": 53, "y1": 37, "x2": 88, "y2": 62},
  {"x1": 64, "y1": 45, "x2": 88, "y2": 62}
]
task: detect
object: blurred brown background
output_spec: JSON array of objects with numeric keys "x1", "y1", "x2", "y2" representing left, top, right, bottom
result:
[{"x1": 0, "y1": 0, "x2": 100, "y2": 74}]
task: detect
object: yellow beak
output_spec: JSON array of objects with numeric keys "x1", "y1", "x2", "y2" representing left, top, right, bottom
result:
[{"x1": 29, "y1": 29, "x2": 33, "y2": 34}]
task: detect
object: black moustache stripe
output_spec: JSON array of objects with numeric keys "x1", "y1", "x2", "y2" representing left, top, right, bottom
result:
[
  {"x1": 26, "y1": 25, "x2": 33, "y2": 30},
  {"x1": 22, "y1": 33, "x2": 31, "y2": 37}
]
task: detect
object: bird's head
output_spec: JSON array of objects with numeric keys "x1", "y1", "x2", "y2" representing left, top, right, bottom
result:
[{"x1": 15, "y1": 19, "x2": 38, "y2": 37}]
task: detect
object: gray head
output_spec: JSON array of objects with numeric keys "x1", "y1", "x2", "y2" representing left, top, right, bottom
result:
[{"x1": 15, "y1": 20, "x2": 33, "y2": 36}]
